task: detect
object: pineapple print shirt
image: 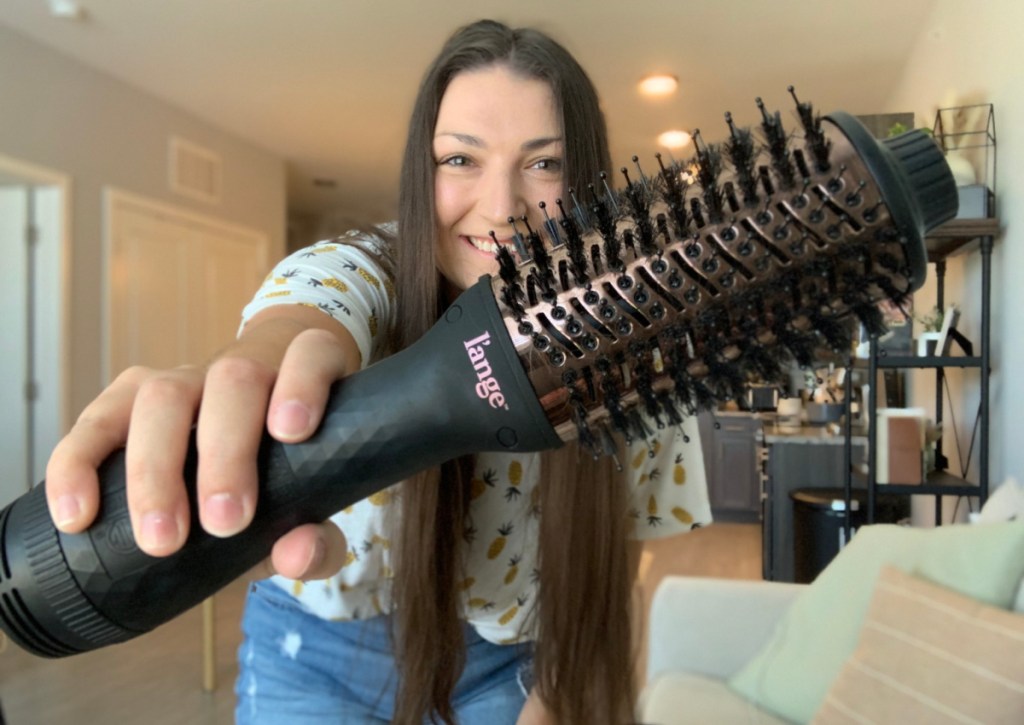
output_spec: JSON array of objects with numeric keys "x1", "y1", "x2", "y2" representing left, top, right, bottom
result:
[{"x1": 240, "y1": 230, "x2": 713, "y2": 645}]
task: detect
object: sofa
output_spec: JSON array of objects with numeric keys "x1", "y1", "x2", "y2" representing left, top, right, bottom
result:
[{"x1": 638, "y1": 511, "x2": 1024, "y2": 723}]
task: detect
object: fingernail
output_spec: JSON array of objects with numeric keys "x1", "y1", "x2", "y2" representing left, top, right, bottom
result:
[
  {"x1": 270, "y1": 400, "x2": 312, "y2": 440},
  {"x1": 140, "y1": 511, "x2": 180, "y2": 552},
  {"x1": 54, "y1": 495, "x2": 81, "y2": 528},
  {"x1": 204, "y1": 492, "x2": 247, "y2": 536}
]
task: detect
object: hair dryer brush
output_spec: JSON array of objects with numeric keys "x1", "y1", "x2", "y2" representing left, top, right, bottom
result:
[{"x1": 0, "y1": 97, "x2": 956, "y2": 658}]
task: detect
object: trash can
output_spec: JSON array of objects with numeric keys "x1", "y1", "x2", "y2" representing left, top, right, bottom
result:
[{"x1": 790, "y1": 488, "x2": 909, "y2": 583}]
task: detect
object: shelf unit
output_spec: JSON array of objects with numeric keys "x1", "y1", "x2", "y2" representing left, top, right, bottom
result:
[{"x1": 843, "y1": 217, "x2": 999, "y2": 526}]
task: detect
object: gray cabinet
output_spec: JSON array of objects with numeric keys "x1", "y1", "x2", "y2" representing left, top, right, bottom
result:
[{"x1": 698, "y1": 413, "x2": 761, "y2": 523}]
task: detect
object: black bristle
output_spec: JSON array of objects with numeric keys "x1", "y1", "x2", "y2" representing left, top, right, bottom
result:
[
  {"x1": 741, "y1": 342, "x2": 786, "y2": 382},
  {"x1": 655, "y1": 153, "x2": 690, "y2": 236},
  {"x1": 557, "y1": 199, "x2": 590, "y2": 286},
  {"x1": 599, "y1": 218, "x2": 624, "y2": 272},
  {"x1": 704, "y1": 355, "x2": 747, "y2": 403},
  {"x1": 689, "y1": 197, "x2": 706, "y2": 228},
  {"x1": 589, "y1": 185, "x2": 619, "y2": 254},
  {"x1": 756, "y1": 97, "x2": 797, "y2": 191},
  {"x1": 631, "y1": 343, "x2": 663, "y2": 427},
  {"x1": 495, "y1": 244, "x2": 525, "y2": 318},
  {"x1": 725, "y1": 112, "x2": 759, "y2": 207},
  {"x1": 789, "y1": 86, "x2": 831, "y2": 172},
  {"x1": 569, "y1": 390, "x2": 600, "y2": 457},
  {"x1": 691, "y1": 379, "x2": 718, "y2": 412},
  {"x1": 600, "y1": 172, "x2": 620, "y2": 217},
  {"x1": 693, "y1": 130, "x2": 726, "y2": 223},
  {"x1": 524, "y1": 217, "x2": 555, "y2": 292},
  {"x1": 622, "y1": 165, "x2": 657, "y2": 253},
  {"x1": 568, "y1": 188, "x2": 588, "y2": 228},
  {"x1": 655, "y1": 153, "x2": 685, "y2": 208},
  {"x1": 625, "y1": 408, "x2": 653, "y2": 443},
  {"x1": 507, "y1": 216, "x2": 530, "y2": 262},
  {"x1": 793, "y1": 148, "x2": 811, "y2": 181},
  {"x1": 539, "y1": 201, "x2": 562, "y2": 247},
  {"x1": 851, "y1": 301, "x2": 887, "y2": 338},
  {"x1": 810, "y1": 310, "x2": 855, "y2": 353},
  {"x1": 655, "y1": 390, "x2": 684, "y2": 427},
  {"x1": 599, "y1": 368, "x2": 634, "y2": 443}
]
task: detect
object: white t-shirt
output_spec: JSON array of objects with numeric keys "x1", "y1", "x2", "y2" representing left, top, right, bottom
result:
[{"x1": 240, "y1": 229, "x2": 713, "y2": 644}]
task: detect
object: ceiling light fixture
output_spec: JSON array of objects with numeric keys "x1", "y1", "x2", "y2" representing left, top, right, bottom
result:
[
  {"x1": 49, "y1": 0, "x2": 87, "y2": 21},
  {"x1": 657, "y1": 130, "x2": 692, "y2": 150},
  {"x1": 638, "y1": 74, "x2": 679, "y2": 98}
]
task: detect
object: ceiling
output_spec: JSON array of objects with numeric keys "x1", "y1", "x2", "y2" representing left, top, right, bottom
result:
[{"x1": 0, "y1": 0, "x2": 939, "y2": 222}]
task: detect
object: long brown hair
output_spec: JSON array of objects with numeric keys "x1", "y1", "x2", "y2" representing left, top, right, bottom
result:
[{"x1": 388, "y1": 19, "x2": 632, "y2": 724}]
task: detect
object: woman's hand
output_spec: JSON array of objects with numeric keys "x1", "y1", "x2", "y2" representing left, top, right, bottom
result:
[{"x1": 43, "y1": 305, "x2": 361, "y2": 581}]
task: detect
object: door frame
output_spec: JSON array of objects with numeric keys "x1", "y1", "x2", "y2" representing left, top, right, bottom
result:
[{"x1": 0, "y1": 153, "x2": 72, "y2": 435}]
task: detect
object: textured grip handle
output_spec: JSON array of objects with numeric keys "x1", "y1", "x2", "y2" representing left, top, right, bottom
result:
[{"x1": 0, "y1": 280, "x2": 561, "y2": 657}]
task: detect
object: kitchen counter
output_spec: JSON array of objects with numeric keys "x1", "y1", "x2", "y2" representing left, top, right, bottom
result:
[{"x1": 760, "y1": 423, "x2": 867, "y2": 444}]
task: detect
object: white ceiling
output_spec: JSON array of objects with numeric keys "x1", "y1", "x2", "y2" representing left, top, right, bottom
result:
[{"x1": 0, "y1": 0, "x2": 939, "y2": 221}]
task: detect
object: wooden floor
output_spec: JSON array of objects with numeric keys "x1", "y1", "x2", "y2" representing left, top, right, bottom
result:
[{"x1": 0, "y1": 523, "x2": 760, "y2": 724}]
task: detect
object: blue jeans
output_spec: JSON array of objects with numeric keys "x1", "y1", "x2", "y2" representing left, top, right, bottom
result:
[{"x1": 235, "y1": 581, "x2": 533, "y2": 724}]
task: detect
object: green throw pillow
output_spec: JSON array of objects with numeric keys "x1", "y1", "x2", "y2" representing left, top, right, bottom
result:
[{"x1": 727, "y1": 521, "x2": 1024, "y2": 723}]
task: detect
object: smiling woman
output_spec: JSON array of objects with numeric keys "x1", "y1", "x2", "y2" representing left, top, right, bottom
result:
[{"x1": 38, "y1": 17, "x2": 712, "y2": 725}]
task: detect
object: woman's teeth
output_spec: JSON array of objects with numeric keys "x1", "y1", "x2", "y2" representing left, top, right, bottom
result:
[{"x1": 466, "y1": 236, "x2": 500, "y2": 255}]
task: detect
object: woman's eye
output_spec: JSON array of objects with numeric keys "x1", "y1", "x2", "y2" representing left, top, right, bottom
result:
[
  {"x1": 438, "y1": 155, "x2": 472, "y2": 167},
  {"x1": 532, "y1": 158, "x2": 563, "y2": 172}
]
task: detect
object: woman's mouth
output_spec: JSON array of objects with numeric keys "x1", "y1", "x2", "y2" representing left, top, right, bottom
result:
[{"x1": 462, "y1": 235, "x2": 504, "y2": 256}]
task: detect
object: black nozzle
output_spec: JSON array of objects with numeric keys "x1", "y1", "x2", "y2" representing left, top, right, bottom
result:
[{"x1": 825, "y1": 111, "x2": 958, "y2": 290}]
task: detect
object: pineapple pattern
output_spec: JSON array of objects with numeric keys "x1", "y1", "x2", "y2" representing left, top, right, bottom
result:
[
  {"x1": 242, "y1": 231, "x2": 712, "y2": 644},
  {"x1": 239, "y1": 228, "x2": 396, "y2": 367}
]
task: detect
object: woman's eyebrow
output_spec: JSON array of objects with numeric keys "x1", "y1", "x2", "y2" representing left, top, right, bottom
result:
[
  {"x1": 434, "y1": 132, "x2": 484, "y2": 147},
  {"x1": 521, "y1": 136, "x2": 563, "y2": 151},
  {"x1": 433, "y1": 133, "x2": 563, "y2": 151}
]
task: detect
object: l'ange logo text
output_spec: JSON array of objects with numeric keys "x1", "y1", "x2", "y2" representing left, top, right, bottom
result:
[{"x1": 463, "y1": 332, "x2": 509, "y2": 410}]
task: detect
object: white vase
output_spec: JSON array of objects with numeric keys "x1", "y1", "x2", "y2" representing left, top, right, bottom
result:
[{"x1": 917, "y1": 331, "x2": 942, "y2": 356}]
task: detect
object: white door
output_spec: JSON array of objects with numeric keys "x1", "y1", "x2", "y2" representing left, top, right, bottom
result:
[
  {"x1": 106, "y1": 190, "x2": 268, "y2": 377},
  {"x1": 0, "y1": 158, "x2": 67, "y2": 508}
]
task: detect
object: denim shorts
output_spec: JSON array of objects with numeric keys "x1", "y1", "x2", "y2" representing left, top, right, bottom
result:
[{"x1": 235, "y1": 580, "x2": 533, "y2": 724}]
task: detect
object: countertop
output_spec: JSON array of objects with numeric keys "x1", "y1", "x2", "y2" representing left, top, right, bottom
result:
[
  {"x1": 760, "y1": 423, "x2": 867, "y2": 444},
  {"x1": 708, "y1": 409, "x2": 868, "y2": 444}
]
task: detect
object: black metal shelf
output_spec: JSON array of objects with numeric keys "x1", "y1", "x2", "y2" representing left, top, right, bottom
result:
[
  {"x1": 842, "y1": 219, "x2": 996, "y2": 527},
  {"x1": 874, "y1": 355, "x2": 983, "y2": 369},
  {"x1": 873, "y1": 470, "x2": 983, "y2": 497}
]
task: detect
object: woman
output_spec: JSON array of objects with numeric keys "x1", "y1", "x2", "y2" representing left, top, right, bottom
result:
[{"x1": 46, "y1": 19, "x2": 711, "y2": 724}]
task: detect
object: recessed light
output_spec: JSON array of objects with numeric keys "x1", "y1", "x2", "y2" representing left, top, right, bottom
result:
[
  {"x1": 49, "y1": 0, "x2": 87, "y2": 21},
  {"x1": 657, "y1": 130, "x2": 692, "y2": 149},
  {"x1": 638, "y1": 74, "x2": 679, "y2": 98}
]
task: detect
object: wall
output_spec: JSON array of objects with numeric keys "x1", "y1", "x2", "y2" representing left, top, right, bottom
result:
[
  {"x1": 884, "y1": 1, "x2": 1023, "y2": 500},
  {"x1": 0, "y1": 25, "x2": 287, "y2": 418}
]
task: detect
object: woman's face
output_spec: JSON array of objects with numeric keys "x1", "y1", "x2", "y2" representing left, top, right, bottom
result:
[{"x1": 433, "y1": 64, "x2": 564, "y2": 293}]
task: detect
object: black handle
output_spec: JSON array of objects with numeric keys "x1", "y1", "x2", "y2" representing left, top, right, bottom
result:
[{"x1": 0, "y1": 279, "x2": 561, "y2": 657}]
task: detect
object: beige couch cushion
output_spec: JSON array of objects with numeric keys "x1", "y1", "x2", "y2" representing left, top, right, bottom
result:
[
  {"x1": 639, "y1": 672, "x2": 788, "y2": 725},
  {"x1": 813, "y1": 566, "x2": 1024, "y2": 723},
  {"x1": 728, "y1": 522, "x2": 1024, "y2": 723}
]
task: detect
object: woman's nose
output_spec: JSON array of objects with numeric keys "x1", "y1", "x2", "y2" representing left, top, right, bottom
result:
[{"x1": 478, "y1": 168, "x2": 527, "y2": 226}]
